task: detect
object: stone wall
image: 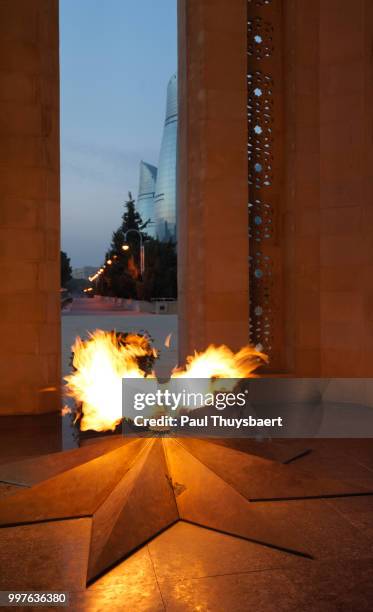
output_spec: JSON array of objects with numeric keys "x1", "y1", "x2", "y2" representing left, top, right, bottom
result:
[
  {"x1": 178, "y1": 0, "x2": 373, "y2": 376},
  {"x1": 0, "y1": 0, "x2": 60, "y2": 413},
  {"x1": 177, "y1": 0, "x2": 249, "y2": 360},
  {"x1": 283, "y1": 0, "x2": 373, "y2": 376}
]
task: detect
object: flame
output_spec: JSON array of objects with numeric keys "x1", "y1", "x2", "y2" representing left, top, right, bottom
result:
[
  {"x1": 170, "y1": 344, "x2": 268, "y2": 405},
  {"x1": 172, "y1": 344, "x2": 267, "y2": 379},
  {"x1": 64, "y1": 330, "x2": 157, "y2": 432},
  {"x1": 64, "y1": 330, "x2": 267, "y2": 432}
]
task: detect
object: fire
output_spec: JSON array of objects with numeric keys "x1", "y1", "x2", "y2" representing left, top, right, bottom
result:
[
  {"x1": 64, "y1": 330, "x2": 157, "y2": 431},
  {"x1": 64, "y1": 330, "x2": 268, "y2": 432},
  {"x1": 172, "y1": 344, "x2": 267, "y2": 379}
]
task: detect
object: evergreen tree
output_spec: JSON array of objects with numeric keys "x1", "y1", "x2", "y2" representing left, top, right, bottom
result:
[
  {"x1": 118, "y1": 192, "x2": 150, "y2": 272},
  {"x1": 109, "y1": 227, "x2": 125, "y2": 254},
  {"x1": 61, "y1": 251, "x2": 72, "y2": 287},
  {"x1": 97, "y1": 192, "x2": 177, "y2": 300},
  {"x1": 120, "y1": 191, "x2": 144, "y2": 233},
  {"x1": 141, "y1": 240, "x2": 177, "y2": 300}
]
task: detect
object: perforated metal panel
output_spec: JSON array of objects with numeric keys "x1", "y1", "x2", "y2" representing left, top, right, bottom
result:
[{"x1": 247, "y1": 0, "x2": 283, "y2": 369}]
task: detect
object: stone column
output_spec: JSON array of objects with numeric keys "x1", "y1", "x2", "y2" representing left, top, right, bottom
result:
[
  {"x1": 177, "y1": 0, "x2": 249, "y2": 360},
  {"x1": 283, "y1": 0, "x2": 321, "y2": 375},
  {"x1": 283, "y1": 0, "x2": 373, "y2": 376},
  {"x1": 318, "y1": 0, "x2": 373, "y2": 376},
  {"x1": 0, "y1": 0, "x2": 60, "y2": 413}
]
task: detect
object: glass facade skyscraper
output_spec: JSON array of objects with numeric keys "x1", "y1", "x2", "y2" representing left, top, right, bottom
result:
[
  {"x1": 154, "y1": 74, "x2": 178, "y2": 241},
  {"x1": 137, "y1": 161, "x2": 157, "y2": 237},
  {"x1": 135, "y1": 74, "x2": 177, "y2": 242}
]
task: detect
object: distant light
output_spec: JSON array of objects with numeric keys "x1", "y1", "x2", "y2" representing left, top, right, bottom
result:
[
  {"x1": 122, "y1": 244, "x2": 130, "y2": 251},
  {"x1": 107, "y1": 259, "x2": 112, "y2": 265}
]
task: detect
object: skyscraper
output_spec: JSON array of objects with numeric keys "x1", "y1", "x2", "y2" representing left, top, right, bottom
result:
[
  {"x1": 154, "y1": 73, "x2": 178, "y2": 242},
  {"x1": 137, "y1": 160, "x2": 157, "y2": 237}
]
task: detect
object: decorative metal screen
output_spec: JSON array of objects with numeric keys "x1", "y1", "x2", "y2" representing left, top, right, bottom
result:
[{"x1": 247, "y1": 0, "x2": 283, "y2": 368}]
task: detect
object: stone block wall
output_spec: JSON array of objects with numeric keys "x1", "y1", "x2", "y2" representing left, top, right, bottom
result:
[
  {"x1": 0, "y1": 0, "x2": 60, "y2": 414},
  {"x1": 177, "y1": 0, "x2": 249, "y2": 360}
]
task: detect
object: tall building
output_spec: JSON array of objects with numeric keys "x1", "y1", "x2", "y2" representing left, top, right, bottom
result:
[
  {"x1": 137, "y1": 161, "x2": 157, "y2": 237},
  {"x1": 154, "y1": 74, "x2": 178, "y2": 241}
]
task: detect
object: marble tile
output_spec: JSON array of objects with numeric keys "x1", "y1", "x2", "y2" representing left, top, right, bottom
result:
[
  {"x1": 0, "y1": 482, "x2": 25, "y2": 498},
  {"x1": 280, "y1": 558, "x2": 373, "y2": 611},
  {"x1": 0, "y1": 436, "x2": 128, "y2": 486},
  {"x1": 71, "y1": 584, "x2": 165, "y2": 612},
  {"x1": 178, "y1": 438, "x2": 369, "y2": 500},
  {"x1": 159, "y1": 558, "x2": 373, "y2": 612},
  {"x1": 71, "y1": 542, "x2": 165, "y2": 611},
  {"x1": 253, "y1": 498, "x2": 373, "y2": 560},
  {"x1": 326, "y1": 496, "x2": 373, "y2": 536},
  {"x1": 0, "y1": 439, "x2": 147, "y2": 525},
  {"x1": 89, "y1": 547, "x2": 156, "y2": 591},
  {"x1": 88, "y1": 440, "x2": 178, "y2": 582},
  {"x1": 164, "y1": 439, "x2": 310, "y2": 557},
  {"x1": 292, "y1": 441, "x2": 373, "y2": 489},
  {"x1": 148, "y1": 522, "x2": 307, "y2": 582},
  {"x1": 0, "y1": 518, "x2": 91, "y2": 590},
  {"x1": 205, "y1": 438, "x2": 310, "y2": 464},
  {"x1": 159, "y1": 570, "x2": 297, "y2": 612}
]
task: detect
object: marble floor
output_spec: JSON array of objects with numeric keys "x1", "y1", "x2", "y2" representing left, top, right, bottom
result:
[
  {"x1": 71, "y1": 437, "x2": 373, "y2": 611},
  {"x1": 0, "y1": 423, "x2": 373, "y2": 611}
]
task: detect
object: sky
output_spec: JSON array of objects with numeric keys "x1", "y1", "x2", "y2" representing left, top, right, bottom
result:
[{"x1": 60, "y1": 0, "x2": 177, "y2": 268}]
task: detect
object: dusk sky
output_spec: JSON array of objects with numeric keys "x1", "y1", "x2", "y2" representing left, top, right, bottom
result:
[{"x1": 60, "y1": 0, "x2": 177, "y2": 268}]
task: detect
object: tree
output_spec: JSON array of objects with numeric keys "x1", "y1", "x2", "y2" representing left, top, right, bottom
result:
[
  {"x1": 140, "y1": 240, "x2": 177, "y2": 300},
  {"x1": 61, "y1": 251, "x2": 72, "y2": 287},
  {"x1": 98, "y1": 193, "x2": 177, "y2": 300},
  {"x1": 102, "y1": 193, "x2": 148, "y2": 296},
  {"x1": 109, "y1": 228, "x2": 125, "y2": 254},
  {"x1": 120, "y1": 191, "x2": 146, "y2": 233}
]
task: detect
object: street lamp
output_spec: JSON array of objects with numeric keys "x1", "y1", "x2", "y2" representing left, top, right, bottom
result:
[{"x1": 123, "y1": 229, "x2": 145, "y2": 275}]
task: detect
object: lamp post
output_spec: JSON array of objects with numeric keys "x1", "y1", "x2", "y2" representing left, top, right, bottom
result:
[{"x1": 122, "y1": 229, "x2": 145, "y2": 275}]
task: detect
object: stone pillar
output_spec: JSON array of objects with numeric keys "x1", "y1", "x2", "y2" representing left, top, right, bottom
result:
[
  {"x1": 178, "y1": 0, "x2": 373, "y2": 375},
  {"x1": 0, "y1": 0, "x2": 60, "y2": 413},
  {"x1": 318, "y1": 0, "x2": 373, "y2": 376},
  {"x1": 284, "y1": 0, "x2": 373, "y2": 376},
  {"x1": 283, "y1": 0, "x2": 321, "y2": 375},
  {"x1": 177, "y1": 0, "x2": 249, "y2": 360}
]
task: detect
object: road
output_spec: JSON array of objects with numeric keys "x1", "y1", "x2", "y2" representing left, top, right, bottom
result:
[{"x1": 63, "y1": 296, "x2": 153, "y2": 314}]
